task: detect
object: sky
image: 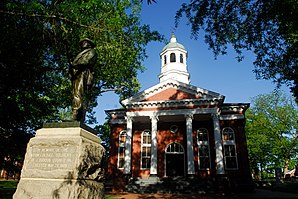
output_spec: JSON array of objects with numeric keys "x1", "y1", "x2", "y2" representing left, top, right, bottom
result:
[{"x1": 94, "y1": 0, "x2": 291, "y2": 125}]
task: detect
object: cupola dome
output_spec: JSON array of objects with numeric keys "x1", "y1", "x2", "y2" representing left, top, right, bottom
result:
[{"x1": 161, "y1": 33, "x2": 186, "y2": 53}]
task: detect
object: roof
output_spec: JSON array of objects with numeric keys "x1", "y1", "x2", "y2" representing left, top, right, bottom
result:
[{"x1": 161, "y1": 33, "x2": 186, "y2": 53}]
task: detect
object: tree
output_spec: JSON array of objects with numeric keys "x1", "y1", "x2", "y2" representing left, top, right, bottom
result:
[
  {"x1": 142, "y1": 0, "x2": 156, "y2": 4},
  {"x1": 175, "y1": 0, "x2": 298, "y2": 102},
  {"x1": 0, "y1": 0, "x2": 162, "y2": 166},
  {"x1": 245, "y1": 91, "x2": 298, "y2": 179}
]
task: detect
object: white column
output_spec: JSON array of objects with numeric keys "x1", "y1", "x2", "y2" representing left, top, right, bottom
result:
[
  {"x1": 124, "y1": 116, "x2": 133, "y2": 174},
  {"x1": 212, "y1": 113, "x2": 224, "y2": 174},
  {"x1": 186, "y1": 114, "x2": 195, "y2": 175},
  {"x1": 150, "y1": 115, "x2": 158, "y2": 175}
]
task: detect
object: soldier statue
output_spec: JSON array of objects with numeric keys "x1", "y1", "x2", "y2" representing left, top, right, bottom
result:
[{"x1": 69, "y1": 38, "x2": 97, "y2": 122}]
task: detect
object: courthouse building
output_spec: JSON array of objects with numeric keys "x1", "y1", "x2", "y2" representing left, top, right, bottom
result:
[{"x1": 106, "y1": 34, "x2": 252, "y2": 190}]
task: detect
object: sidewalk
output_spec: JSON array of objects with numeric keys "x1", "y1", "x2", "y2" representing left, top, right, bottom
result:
[
  {"x1": 236, "y1": 189, "x2": 298, "y2": 199},
  {"x1": 105, "y1": 189, "x2": 298, "y2": 199}
]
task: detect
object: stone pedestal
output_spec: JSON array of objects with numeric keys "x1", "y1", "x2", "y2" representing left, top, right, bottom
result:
[{"x1": 13, "y1": 122, "x2": 105, "y2": 199}]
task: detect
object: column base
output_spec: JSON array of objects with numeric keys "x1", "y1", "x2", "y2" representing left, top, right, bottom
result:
[{"x1": 187, "y1": 174, "x2": 195, "y2": 179}]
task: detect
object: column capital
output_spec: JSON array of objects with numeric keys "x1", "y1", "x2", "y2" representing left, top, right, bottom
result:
[
  {"x1": 150, "y1": 114, "x2": 159, "y2": 121},
  {"x1": 211, "y1": 112, "x2": 219, "y2": 120},
  {"x1": 185, "y1": 113, "x2": 193, "y2": 120},
  {"x1": 125, "y1": 116, "x2": 134, "y2": 123}
]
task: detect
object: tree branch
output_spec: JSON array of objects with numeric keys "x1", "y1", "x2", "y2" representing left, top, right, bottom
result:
[
  {"x1": 0, "y1": 10, "x2": 97, "y2": 30},
  {"x1": 99, "y1": 87, "x2": 124, "y2": 95}
]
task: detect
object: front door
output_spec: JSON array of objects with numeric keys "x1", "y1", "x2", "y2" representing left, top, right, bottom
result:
[{"x1": 165, "y1": 142, "x2": 185, "y2": 177}]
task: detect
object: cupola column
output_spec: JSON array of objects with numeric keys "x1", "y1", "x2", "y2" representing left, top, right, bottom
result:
[
  {"x1": 212, "y1": 113, "x2": 225, "y2": 174},
  {"x1": 150, "y1": 115, "x2": 158, "y2": 175},
  {"x1": 186, "y1": 114, "x2": 195, "y2": 175},
  {"x1": 124, "y1": 116, "x2": 133, "y2": 174}
]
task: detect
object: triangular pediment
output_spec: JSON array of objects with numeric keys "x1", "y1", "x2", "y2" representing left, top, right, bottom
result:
[
  {"x1": 141, "y1": 87, "x2": 198, "y2": 102},
  {"x1": 121, "y1": 79, "x2": 225, "y2": 107}
]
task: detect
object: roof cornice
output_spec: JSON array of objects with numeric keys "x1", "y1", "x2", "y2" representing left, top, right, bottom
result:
[
  {"x1": 221, "y1": 103, "x2": 250, "y2": 114},
  {"x1": 125, "y1": 98, "x2": 223, "y2": 110}
]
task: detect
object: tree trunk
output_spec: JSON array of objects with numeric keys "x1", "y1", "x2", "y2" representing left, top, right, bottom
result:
[
  {"x1": 283, "y1": 159, "x2": 289, "y2": 177},
  {"x1": 260, "y1": 164, "x2": 264, "y2": 180}
]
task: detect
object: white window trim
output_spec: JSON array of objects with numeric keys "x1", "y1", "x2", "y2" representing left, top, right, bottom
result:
[
  {"x1": 165, "y1": 142, "x2": 184, "y2": 154},
  {"x1": 222, "y1": 127, "x2": 238, "y2": 170},
  {"x1": 141, "y1": 129, "x2": 151, "y2": 170},
  {"x1": 197, "y1": 128, "x2": 211, "y2": 170},
  {"x1": 117, "y1": 130, "x2": 127, "y2": 169}
]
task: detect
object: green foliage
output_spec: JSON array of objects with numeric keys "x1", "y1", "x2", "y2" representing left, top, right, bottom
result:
[
  {"x1": 1, "y1": 0, "x2": 162, "y2": 129},
  {"x1": 0, "y1": 180, "x2": 18, "y2": 189},
  {"x1": 0, "y1": 0, "x2": 162, "y2": 166},
  {"x1": 175, "y1": 0, "x2": 298, "y2": 102},
  {"x1": 141, "y1": 0, "x2": 156, "y2": 4},
  {"x1": 95, "y1": 120, "x2": 111, "y2": 152},
  {"x1": 246, "y1": 91, "x2": 298, "y2": 178}
]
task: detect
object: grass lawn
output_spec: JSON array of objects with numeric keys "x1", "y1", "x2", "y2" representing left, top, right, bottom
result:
[{"x1": 0, "y1": 180, "x2": 18, "y2": 199}]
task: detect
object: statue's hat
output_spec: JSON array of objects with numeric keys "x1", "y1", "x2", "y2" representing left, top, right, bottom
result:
[{"x1": 79, "y1": 38, "x2": 96, "y2": 48}]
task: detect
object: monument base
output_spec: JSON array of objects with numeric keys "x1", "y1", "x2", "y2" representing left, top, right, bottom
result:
[{"x1": 13, "y1": 122, "x2": 105, "y2": 199}]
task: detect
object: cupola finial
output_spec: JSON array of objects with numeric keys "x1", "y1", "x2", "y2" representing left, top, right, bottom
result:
[{"x1": 170, "y1": 32, "x2": 177, "y2": 43}]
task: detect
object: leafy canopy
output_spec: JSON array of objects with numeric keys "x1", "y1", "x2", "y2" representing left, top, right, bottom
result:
[
  {"x1": 0, "y1": 0, "x2": 162, "y2": 132},
  {"x1": 0, "y1": 0, "x2": 162, "y2": 164},
  {"x1": 246, "y1": 91, "x2": 298, "y2": 177},
  {"x1": 175, "y1": 0, "x2": 298, "y2": 102}
]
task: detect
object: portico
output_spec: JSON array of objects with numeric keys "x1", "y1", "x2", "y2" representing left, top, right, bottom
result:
[{"x1": 121, "y1": 107, "x2": 226, "y2": 176}]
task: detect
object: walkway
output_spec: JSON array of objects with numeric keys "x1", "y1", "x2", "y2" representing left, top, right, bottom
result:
[{"x1": 105, "y1": 189, "x2": 298, "y2": 199}]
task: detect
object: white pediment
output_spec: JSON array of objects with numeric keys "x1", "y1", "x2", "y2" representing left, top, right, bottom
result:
[{"x1": 121, "y1": 79, "x2": 225, "y2": 107}]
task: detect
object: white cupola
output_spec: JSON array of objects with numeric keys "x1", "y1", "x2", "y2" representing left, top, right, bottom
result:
[{"x1": 159, "y1": 33, "x2": 190, "y2": 84}]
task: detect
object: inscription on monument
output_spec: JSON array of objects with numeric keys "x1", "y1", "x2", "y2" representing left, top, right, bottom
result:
[{"x1": 28, "y1": 146, "x2": 77, "y2": 171}]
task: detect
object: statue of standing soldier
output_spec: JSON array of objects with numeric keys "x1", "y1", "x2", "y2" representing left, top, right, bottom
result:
[{"x1": 69, "y1": 38, "x2": 97, "y2": 122}]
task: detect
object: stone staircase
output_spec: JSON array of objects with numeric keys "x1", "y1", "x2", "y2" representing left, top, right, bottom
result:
[{"x1": 125, "y1": 176, "x2": 215, "y2": 194}]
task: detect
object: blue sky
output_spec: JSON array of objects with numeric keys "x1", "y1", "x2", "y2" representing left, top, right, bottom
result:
[{"x1": 94, "y1": 0, "x2": 291, "y2": 125}]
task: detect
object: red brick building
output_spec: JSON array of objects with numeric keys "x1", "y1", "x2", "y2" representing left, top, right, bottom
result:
[{"x1": 106, "y1": 34, "x2": 252, "y2": 191}]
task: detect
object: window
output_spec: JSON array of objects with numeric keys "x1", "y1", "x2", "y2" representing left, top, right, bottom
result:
[
  {"x1": 166, "y1": 142, "x2": 184, "y2": 153},
  {"x1": 197, "y1": 128, "x2": 211, "y2": 170},
  {"x1": 170, "y1": 125, "x2": 178, "y2": 133},
  {"x1": 222, "y1": 127, "x2": 238, "y2": 169},
  {"x1": 223, "y1": 127, "x2": 234, "y2": 141},
  {"x1": 180, "y1": 54, "x2": 183, "y2": 63},
  {"x1": 170, "y1": 53, "x2": 176, "y2": 62},
  {"x1": 164, "y1": 55, "x2": 167, "y2": 64},
  {"x1": 141, "y1": 130, "x2": 151, "y2": 169},
  {"x1": 118, "y1": 130, "x2": 126, "y2": 169}
]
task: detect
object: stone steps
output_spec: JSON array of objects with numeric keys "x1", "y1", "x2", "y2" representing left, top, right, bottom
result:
[{"x1": 125, "y1": 177, "x2": 214, "y2": 194}]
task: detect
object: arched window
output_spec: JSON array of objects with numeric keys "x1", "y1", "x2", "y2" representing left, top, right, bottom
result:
[
  {"x1": 180, "y1": 54, "x2": 183, "y2": 63},
  {"x1": 118, "y1": 130, "x2": 126, "y2": 169},
  {"x1": 222, "y1": 127, "x2": 238, "y2": 169},
  {"x1": 165, "y1": 142, "x2": 184, "y2": 153},
  {"x1": 141, "y1": 130, "x2": 151, "y2": 169},
  {"x1": 197, "y1": 128, "x2": 210, "y2": 170},
  {"x1": 170, "y1": 53, "x2": 176, "y2": 62},
  {"x1": 164, "y1": 55, "x2": 167, "y2": 65}
]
